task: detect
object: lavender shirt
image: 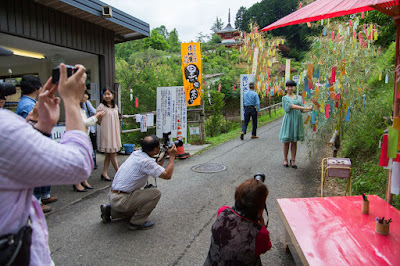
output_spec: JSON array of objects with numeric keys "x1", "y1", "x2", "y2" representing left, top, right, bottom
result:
[{"x1": 0, "y1": 109, "x2": 93, "y2": 265}]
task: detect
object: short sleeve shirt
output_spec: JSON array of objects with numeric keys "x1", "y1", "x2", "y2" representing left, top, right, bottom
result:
[
  {"x1": 16, "y1": 95, "x2": 36, "y2": 118},
  {"x1": 112, "y1": 150, "x2": 164, "y2": 193}
]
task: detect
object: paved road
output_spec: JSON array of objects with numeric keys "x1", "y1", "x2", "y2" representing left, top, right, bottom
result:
[{"x1": 46, "y1": 117, "x2": 321, "y2": 265}]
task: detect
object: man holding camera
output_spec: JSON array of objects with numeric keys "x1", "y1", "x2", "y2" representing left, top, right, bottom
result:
[{"x1": 100, "y1": 135, "x2": 177, "y2": 230}]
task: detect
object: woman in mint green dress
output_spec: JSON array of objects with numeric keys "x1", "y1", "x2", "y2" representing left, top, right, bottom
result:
[{"x1": 279, "y1": 80, "x2": 312, "y2": 168}]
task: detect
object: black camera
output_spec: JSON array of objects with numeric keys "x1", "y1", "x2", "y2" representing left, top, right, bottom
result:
[
  {"x1": 162, "y1": 132, "x2": 183, "y2": 150},
  {"x1": 0, "y1": 82, "x2": 16, "y2": 100},
  {"x1": 52, "y1": 65, "x2": 77, "y2": 84},
  {"x1": 254, "y1": 173, "x2": 266, "y2": 183}
]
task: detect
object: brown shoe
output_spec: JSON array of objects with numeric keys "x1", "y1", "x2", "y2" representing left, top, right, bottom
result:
[
  {"x1": 41, "y1": 196, "x2": 58, "y2": 204},
  {"x1": 240, "y1": 132, "x2": 244, "y2": 140},
  {"x1": 251, "y1": 135, "x2": 259, "y2": 139},
  {"x1": 41, "y1": 203, "x2": 52, "y2": 213}
]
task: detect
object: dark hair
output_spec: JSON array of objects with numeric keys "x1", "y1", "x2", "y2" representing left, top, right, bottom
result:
[
  {"x1": 101, "y1": 87, "x2": 115, "y2": 108},
  {"x1": 285, "y1": 80, "x2": 296, "y2": 87},
  {"x1": 20, "y1": 75, "x2": 41, "y2": 95},
  {"x1": 234, "y1": 179, "x2": 269, "y2": 220},
  {"x1": 249, "y1": 82, "x2": 254, "y2": 89},
  {"x1": 141, "y1": 135, "x2": 160, "y2": 153},
  {"x1": 84, "y1": 89, "x2": 90, "y2": 99}
]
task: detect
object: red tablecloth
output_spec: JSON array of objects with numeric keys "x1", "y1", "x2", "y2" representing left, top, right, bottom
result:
[{"x1": 278, "y1": 195, "x2": 400, "y2": 265}]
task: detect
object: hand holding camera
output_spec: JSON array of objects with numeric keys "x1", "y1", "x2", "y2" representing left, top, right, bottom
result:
[{"x1": 56, "y1": 64, "x2": 87, "y2": 106}]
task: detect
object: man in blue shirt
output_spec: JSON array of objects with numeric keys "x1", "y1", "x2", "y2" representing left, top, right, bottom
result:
[
  {"x1": 241, "y1": 82, "x2": 260, "y2": 140},
  {"x1": 16, "y1": 75, "x2": 58, "y2": 213}
]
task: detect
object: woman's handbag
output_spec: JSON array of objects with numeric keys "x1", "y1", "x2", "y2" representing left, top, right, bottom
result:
[{"x1": 0, "y1": 225, "x2": 32, "y2": 266}]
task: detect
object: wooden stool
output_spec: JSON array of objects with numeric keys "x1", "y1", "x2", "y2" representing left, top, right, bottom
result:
[{"x1": 321, "y1": 157, "x2": 352, "y2": 197}]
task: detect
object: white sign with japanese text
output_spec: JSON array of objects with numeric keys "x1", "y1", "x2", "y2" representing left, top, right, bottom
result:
[
  {"x1": 156, "y1": 87, "x2": 187, "y2": 140},
  {"x1": 51, "y1": 126, "x2": 66, "y2": 143}
]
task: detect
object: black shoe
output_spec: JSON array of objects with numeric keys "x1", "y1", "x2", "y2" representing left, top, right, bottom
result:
[
  {"x1": 129, "y1": 221, "x2": 154, "y2": 230},
  {"x1": 81, "y1": 183, "x2": 94, "y2": 189},
  {"x1": 283, "y1": 160, "x2": 289, "y2": 168},
  {"x1": 94, "y1": 164, "x2": 98, "y2": 170},
  {"x1": 73, "y1": 184, "x2": 87, "y2": 192},
  {"x1": 240, "y1": 133, "x2": 244, "y2": 140},
  {"x1": 101, "y1": 175, "x2": 112, "y2": 181},
  {"x1": 290, "y1": 160, "x2": 297, "y2": 169},
  {"x1": 100, "y1": 204, "x2": 112, "y2": 223}
]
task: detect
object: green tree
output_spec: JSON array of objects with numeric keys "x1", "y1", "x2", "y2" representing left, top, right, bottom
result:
[
  {"x1": 143, "y1": 29, "x2": 170, "y2": 51},
  {"x1": 167, "y1": 28, "x2": 180, "y2": 53},
  {"x1": 155, "y1": 25, "x2": 169, "y2": 39},
  {"x1": 211, "y1": 17, "x2": 224, "y2": 32},
  {"x1": 235, "y1": 6, "x2": 248, "y2": 31},
  {"x1": 196, "y1": 32, "x2": 209, "y2": 43}
]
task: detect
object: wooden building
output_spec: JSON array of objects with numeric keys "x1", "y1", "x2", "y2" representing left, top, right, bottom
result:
[{"x1": 0, "y1": 0, "x2": 149, "y2": 108}]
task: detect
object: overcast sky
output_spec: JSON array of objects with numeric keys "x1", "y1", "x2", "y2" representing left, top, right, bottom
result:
[{"x1": 102, "y1": 0, "x2": 260, "y2": 42}]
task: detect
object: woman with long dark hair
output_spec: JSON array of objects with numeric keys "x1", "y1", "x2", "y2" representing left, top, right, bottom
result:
[
  {"x1": 279, "y1": 80, "x2": 312, "y2": 168},
  {"x1": 97, "y1": 87, "x2": 121, "y2": 181}
]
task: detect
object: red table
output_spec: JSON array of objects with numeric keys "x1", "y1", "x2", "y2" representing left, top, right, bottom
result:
[{"x1": 277, "y1": 195, "x2": 400, "y2": 265}]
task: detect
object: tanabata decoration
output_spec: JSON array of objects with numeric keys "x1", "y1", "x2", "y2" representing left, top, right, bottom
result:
[
  {"x1": 135, "y1": 97, "x2": 139, "y2": 108},
  {"x1": 239, "y1": 22, "x2": 285, "y2": 98},
  {"x1": 295, "y1": 16, "x2": 379, "y2": 142},
  {"x1": 388, "y1": 126, "x2": 399, "y2": 158}
]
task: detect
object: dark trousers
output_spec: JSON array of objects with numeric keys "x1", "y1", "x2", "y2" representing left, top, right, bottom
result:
[
  {"x1": 89, "y1": 132, "x2": 97, "y2": 165},
  {"x1": 242, "y1": 106, "x2": 258, "y2": 136},
  {"x1": 33, "y1": 186, "x2": 51, "y2": 200}
]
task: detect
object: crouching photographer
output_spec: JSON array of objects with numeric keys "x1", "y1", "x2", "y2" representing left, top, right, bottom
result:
[
  {"x1": 205, "y1": 177, "x2": 271, "y2": 265},
  {"x1": 100, "y1": 135, "x2": 176, "y2": 230}
]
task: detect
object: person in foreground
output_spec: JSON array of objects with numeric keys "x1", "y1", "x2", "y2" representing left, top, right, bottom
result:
[
  {"x1": 241, "y1": 82, "x2": 260, "y2": 140},
  {"x1": 0, "y1": 64, "x2": 93, "y2": 265},
  {"x1": 204, "y1": 178, "x2": 271, "y2": 265},
  {"x1": 279, "y1": 80, "x2": 312, "y2": 169},
  {"x1": 100, "y1": 135, "x2": 176, "y2": 230}
]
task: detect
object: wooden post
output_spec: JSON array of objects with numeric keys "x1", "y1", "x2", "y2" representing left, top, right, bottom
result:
[{"x1": 199, "y1": 97, "x2": 205, "y2": 143}]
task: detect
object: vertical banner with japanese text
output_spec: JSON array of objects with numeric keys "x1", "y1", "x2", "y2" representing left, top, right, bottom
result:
[
  {"x1": 181, "y1": 42, "x2": 202, "y2": 106},
  {"x1": 156, "y1": 86, "x2": 187, "y2": 140}
]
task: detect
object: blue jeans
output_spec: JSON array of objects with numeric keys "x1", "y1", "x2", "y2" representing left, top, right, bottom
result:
[
  {"x1": 33, "y1": 186, "x2": 51, "y2": 200},
  {"x1": 242, "y1": 106, "x2": 258, "y2": 136}
]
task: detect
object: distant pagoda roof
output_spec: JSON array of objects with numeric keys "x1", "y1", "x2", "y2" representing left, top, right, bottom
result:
[{"x1": 215, "y1": 9, "x2": 239, "y2": 34}]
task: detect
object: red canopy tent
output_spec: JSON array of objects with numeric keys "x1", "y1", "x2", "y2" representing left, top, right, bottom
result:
[{"x1": 261, "y1": 0, "x2": 399, "y2": 202}]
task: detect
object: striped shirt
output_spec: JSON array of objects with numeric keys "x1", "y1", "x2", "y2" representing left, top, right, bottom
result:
[
  {"x1": 112, "y1": 150, "x2": 164, "y2": 193},
  {"x1": 0, "y1": 109, "x2": 93, "y2": 266}
]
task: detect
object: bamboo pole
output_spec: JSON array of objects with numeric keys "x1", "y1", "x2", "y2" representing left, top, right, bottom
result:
[{"x1": 386, "y1": 17, "x2": 400, "y2": 203}]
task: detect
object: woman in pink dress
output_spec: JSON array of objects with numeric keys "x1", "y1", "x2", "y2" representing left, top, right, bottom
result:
[{"x1": 97, "y1": 88, "x2": 121, "y2": 181}]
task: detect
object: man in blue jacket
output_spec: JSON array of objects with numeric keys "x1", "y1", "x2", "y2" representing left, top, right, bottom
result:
[{"x1": 241, "y1": 82, "x2": 260, "y2": 140}]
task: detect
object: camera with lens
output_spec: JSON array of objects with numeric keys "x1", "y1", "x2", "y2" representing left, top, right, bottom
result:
[
  {"x1": 254, "y1": 173, "x2": 266, "y2": 183},
  {"x1": 162, "y1": 132, "x2": 183, "y2": 150},
  {"x1": 0, "y1": 82, "x2": 16, "y2": 100},
  {"x1": 52, "y1": 65, "x2": 77, "y2": 84},
  {"x1": 144, "y1": 183, "x2": 156, "y2": 189}
]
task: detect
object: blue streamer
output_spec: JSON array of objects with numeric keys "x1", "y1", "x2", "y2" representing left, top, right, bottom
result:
[
  {"x1": 363, "y1": 94, "x2": 366, "y2": 109},
  {"x1": 311, "y1": 111, "x2": 316, "y2": 124},
  {"x1": 345, "y1": 107, "x2": 351, "y2": 122},
  {"x1": 304, "y1": 77, "x2": 309, "y2": 93}
]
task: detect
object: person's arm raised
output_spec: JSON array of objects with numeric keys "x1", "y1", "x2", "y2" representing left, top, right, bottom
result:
[
  {"x1": 58, "y1": 64, "x2": 87, "y2": 132},
  {"x1": 158, "y1": 145, "x2": 177, "y2": 180}
]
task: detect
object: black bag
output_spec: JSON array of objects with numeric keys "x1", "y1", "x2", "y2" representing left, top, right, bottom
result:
[{"x1": 0, "y1": 225, "x2": 32, "y2": 266}]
